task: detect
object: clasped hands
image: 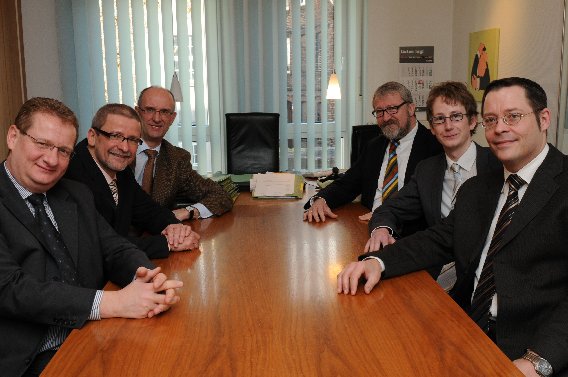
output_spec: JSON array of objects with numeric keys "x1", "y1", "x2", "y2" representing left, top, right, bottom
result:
[
  {"x1": 162, "y1": 223, "x2": 200, "y2": 251},
  {"x1": 100, "y1": 266, "x2": 183, "y2": 319}
]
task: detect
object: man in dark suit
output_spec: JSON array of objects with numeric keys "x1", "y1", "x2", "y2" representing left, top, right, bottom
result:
[
  {"x1": 65, "y1": 104, "x2": 200, "y2": 259},
  {"x1": 0, "y1": 98, "x2": 182, "y2": 377},
  {"x1": 303, "y1": 81, "x2": 442, "y2": 223},
  {"x1": 134, "y1": 86, "x2": 232, "y2": 221},
  {"x1": 365, "y1": 82, "x2": 501, "y2": 290},
  {"x1": 337, "y1": 77, "x2": 568, "y2": 376}
]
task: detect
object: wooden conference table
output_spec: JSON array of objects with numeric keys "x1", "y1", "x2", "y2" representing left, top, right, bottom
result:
[{"x1": 43, "y1": 189, "x2": 521, "y2": 376}]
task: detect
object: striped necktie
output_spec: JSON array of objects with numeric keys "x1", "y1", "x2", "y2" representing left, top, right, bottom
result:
[
  {"x1": 382, "y1": 140, "x2": 399, "y2": 202},
  {"x1": 468, "y1": 174, "x2": 526, "y2": 331}
]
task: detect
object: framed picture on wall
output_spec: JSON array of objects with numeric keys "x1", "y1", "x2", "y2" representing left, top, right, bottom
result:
[{"x1": 468, "y1": 28, "x2": 500, "y2": 102}]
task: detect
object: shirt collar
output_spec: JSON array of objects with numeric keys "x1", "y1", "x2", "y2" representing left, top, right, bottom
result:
[
  {"x1": 3, "y1": 162, "x2": 36, "y2": 199},
  {"x1": 137, "y1": 140, "x2": 162, "y2": 156},
  {"x1": 446, "y1": 141, "x2": 477, "y2": 172},
  {"x1": 504, "y1": 143, "x2": 549, "y2": 186}
]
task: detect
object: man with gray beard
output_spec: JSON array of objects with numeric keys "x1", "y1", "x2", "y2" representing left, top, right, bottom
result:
[{"x1": 304, "y1": 82, "x2": 442, "y2": 227}]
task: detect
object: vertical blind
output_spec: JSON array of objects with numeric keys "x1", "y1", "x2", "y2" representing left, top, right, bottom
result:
[{"x1": 58, "y1": 0, "x2": 365, "y2": 174}]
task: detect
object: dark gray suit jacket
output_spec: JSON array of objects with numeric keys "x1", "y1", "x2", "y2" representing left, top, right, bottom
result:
[
  {"x1": 364, "y1": 145, "x2": 568, "y2": 371},
  {"x1": 305, "y1": 122, "x2": 443, "y2": 210},
  {"x1": 368, "y1": 143, "x2": 501, "y2": 237},
  {"x1": 0, "y1": 167, "x2": 153, "y2": 377}
]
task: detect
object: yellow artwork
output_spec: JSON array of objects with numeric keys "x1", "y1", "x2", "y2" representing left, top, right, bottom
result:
[{"x1": 468, "y1": 28, "x2": 499, "y2": 102}]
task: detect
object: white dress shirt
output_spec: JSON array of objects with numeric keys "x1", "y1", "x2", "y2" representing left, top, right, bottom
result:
[{"x1": 441, "y1": 142, "x2": 477, "y2": 218}]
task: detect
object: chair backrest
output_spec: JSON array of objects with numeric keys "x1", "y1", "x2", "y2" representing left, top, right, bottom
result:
[
  {"x1": 225, "y1": 112, "x2": 280, "y2": 174},
  {"x1": 351, "y1": 124, "x2": 381, "y2": 165}
]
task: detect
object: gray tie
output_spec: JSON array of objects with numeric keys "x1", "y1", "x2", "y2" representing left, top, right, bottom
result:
[{"x1": 450, "y1": 163, "x2": 462, "y2": 208}]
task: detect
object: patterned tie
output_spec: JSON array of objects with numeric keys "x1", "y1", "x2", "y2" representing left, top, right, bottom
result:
[
  {"x1": 468, "y1": 174, "x2": 526, "y2": 330},
  {"x1": 141, "y1": 149, "x2": 158, "y2": 194},
  {"x1": 27, "y1": 194, "x2": 79, "y2": 285},
  {"x1": 109, "y1": 179, "x2": 118, "y2": 205},
  {"x1": 382, "y1": 140, "x2": 399, "y2": 202}
]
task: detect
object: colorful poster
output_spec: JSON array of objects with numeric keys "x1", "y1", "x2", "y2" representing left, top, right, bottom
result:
[{"x1": 468, "y1": 28, "x2": 500, "y2": 102}]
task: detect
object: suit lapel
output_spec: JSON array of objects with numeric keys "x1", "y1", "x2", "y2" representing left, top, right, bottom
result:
[
  {"x1": 431, "y1": 154, "x2": 446, "y2": 220},
  {"x1": 496, "y1": 147, "x2": 561, "y2": 251},
  {"x1": 406, "y1": 123, "x2": 431, "y2": 184},
  {"x1": 0, "y1": 167, "x2": 45, "y2": 247},
  {"x1": 46, "y1": 186, "x2": 80, "y2": 266}
]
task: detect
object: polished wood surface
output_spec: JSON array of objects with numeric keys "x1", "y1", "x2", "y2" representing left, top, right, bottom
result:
[{"x1": 43, "y1": 190, "x2": 522, "y2": 376}]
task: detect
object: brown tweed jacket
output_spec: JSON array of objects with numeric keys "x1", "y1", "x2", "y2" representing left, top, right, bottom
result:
[{"x1": 151, "y1": 139, "x2": 233, "y2": 216}]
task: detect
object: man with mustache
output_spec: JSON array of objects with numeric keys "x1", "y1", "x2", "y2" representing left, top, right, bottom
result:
[
  {"x1": 65, "y1": 104, "x2": 200, "y2": 258},
  {"x1": 303, "y1": 81, "x2": 442, "y2": 226}
]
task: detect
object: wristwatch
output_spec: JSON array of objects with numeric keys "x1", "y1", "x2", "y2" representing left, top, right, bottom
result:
[{"x1": 522, "y1": 350, "x2": 553, "y2": 377}]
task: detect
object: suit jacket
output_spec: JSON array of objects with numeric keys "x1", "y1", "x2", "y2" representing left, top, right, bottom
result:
[
  {"x1": 365, "y1": 145, "x2": 568, "y2": 370},
  {"x1": 305, "y1": 122, "x2": 443, "y2": 210},
  {"x1": 0, "y1": 167, "x2": 153, "y2": 377},
  {"x1": 65, "y1": 139, "x2": 179, "y2": 259},
  {"x1": 150, "y1": 139, "x2": 232, "y2": 215},
  {"x1": 369, "y1": 143, "x2": 501, "y2": 236}
]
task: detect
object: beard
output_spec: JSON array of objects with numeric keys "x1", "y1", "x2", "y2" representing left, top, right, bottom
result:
[{"x1": 379, "y1": 117, "x2": 412, "y2": 141}]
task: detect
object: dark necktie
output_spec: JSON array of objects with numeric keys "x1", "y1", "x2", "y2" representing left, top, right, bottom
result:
[
  {"x1": 27, "y1": 194, "x2": 79, "y2": 285},
  {"x1": 382, "y1": 140, "x2": 399, "y2": 202},
  {"x1": 141, "y1": 149, "x2": 158, "y2": 194},
  {"x1": 468, "y1": 174, "x2": 525, "y2": 331}
]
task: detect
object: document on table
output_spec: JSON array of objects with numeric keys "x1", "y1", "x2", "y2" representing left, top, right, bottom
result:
[{"x1": 251, "y1": 173, "x2": 304, "y2": 198}]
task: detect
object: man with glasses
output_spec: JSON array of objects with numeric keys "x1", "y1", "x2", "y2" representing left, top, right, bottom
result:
[
  {"x1": 134, "y1": 86, "x2": 232, "y2": 221},
  {"x1": 303, "y1": 81, "x2": 442, "y2": 224},
  {"x1": 65, "y1": 103, "x2": 200, "y2": 258},
  {"x1": 337, "y1": 77, "x2": 568, "y2": 377},
  {"x1": 364, "y1": 82, "x2": 500, "y2": 291},
  {"x1": 0, "y1": 98, "x2": 183, "y2": 376}
]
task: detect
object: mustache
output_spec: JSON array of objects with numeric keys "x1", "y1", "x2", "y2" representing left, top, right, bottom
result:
[{"x1": 380, "y1": 119, "x2": 399, "y2": 128}]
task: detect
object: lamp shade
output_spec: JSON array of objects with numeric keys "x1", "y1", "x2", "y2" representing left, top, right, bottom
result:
[
  {"x1": 326, "y1": 72, "x2": 341, "y2": 100},
  {"x1": 170, "y1": 72, "x2": 183, "y2": 102}
]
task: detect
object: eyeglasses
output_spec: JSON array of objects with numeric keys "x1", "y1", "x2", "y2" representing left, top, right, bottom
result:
[
  {"x1": 21, "y1": 130, "x2": 75, "y2": 160},
  {"x1": 430, "y1": 113, "x2": 468, "y2": 125},
  {"x1": 93, "y1": 128, "x2": 143, "y2": 146},
  {"x1": 138, "y1": 107, "x2": 174, "y2": 118},
  {"x1": 481, "y1": 111, "x2": 537, "y2": 130},
  {"x1": 371, "y1": 101, "x2": 408, "y2": 118}
]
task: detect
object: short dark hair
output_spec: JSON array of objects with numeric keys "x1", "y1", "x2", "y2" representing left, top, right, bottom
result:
[
  {"x1": 91, "y1": 103, "x2": 141, "y2": 130},
  {"x1": 15, "y1": 97, "x2": 79, "y2": 142},
  {"x1": 481, "y1": 77, "x2": 547, "y2": 115},
  {"x1": 426, "y1": 81, "x2": 478, "y2": 134},
  {"x1": 372, "y1": 82, "x2": 413, "y2": 105},
  {"x1": 137, "y1": 86, "x2": 176, "y2": 109}
]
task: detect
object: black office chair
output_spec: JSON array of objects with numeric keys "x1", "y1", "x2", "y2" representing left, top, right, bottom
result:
[
  {"x1": 225, "y1": 112, "x2": 280, "y2": 174},
  {"x1": 350, "y1": 124, "x2": 381, "y2": 165}
]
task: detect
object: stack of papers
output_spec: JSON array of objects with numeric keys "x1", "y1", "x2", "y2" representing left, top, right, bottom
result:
[{"x1": 251, "y1": 173, "x2": 304, "y2": 198}]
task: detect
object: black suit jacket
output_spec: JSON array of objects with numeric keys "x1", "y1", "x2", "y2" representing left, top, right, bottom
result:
[
  {"x1": 0, "y1": 167, "x2": 153, "y2": 377},
  {"x1": 65, "y1": 139, "x2": 180, "y2": 258},
  {"x1": 365, "y1": 145, "x2": 568, "y2": 370},
  {"x1": 369, "y1": 143, "x2": 501, "y2": 236},
  {"x1": 305, "y1": 122, "x2": 443, "y2": 210}
]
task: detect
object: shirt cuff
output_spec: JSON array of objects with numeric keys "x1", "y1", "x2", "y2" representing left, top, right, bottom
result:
[
  {"x1": 89, "y1": 290, "x2": 103, "y2": 321},
  {"x1": 191, "y1": 203, "x2": 212, "y2": 219},
  {"x1": 370, "y1": 226, "x2": 394, "y2": 237},
  {"x1": 363, "y1": 256, "x2": 385, "y2": 272}
]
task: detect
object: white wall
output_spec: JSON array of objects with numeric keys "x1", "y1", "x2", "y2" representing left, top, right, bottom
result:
[
  {"x1": 366, "y1": 0, "x2": 454, "y2": 124},
  {"x1": 21, "y1": 0, "x2": 63, "y2": 99}
]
